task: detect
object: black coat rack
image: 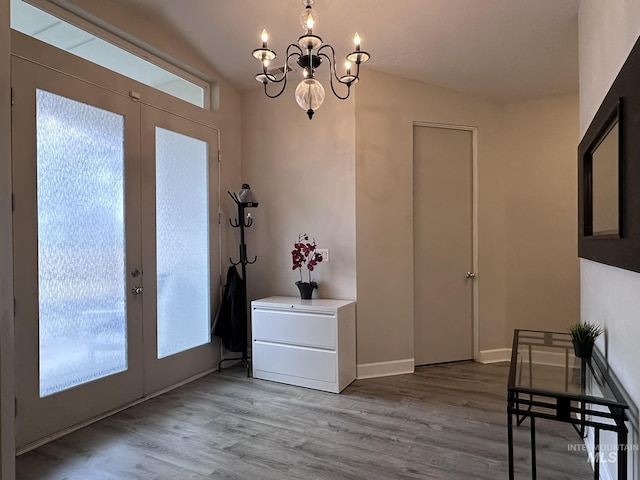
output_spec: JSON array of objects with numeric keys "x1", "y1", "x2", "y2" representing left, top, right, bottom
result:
[
  {"x1": 217, "y1": 189, "x2": 258, "y2": 376},
  {"x1": 229, "y1": 191, "x2": 258, "y2": 274}
]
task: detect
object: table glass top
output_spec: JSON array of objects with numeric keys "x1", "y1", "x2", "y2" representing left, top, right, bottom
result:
[{"x1": 508, "y1": 330, "x2": 624, "y2": 406}]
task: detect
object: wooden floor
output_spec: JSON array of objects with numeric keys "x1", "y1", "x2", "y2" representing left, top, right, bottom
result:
[{"x1": 16, "y1": 361, "x2": 592, "y2": 479}]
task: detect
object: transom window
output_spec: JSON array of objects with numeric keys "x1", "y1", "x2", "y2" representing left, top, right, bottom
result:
[{"x1": 10, "y1": 0, "x2": 208, "y2": 108}]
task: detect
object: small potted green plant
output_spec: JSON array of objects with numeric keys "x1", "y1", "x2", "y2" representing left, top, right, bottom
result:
[{"x1": 568, "y1": 321, "x2": 603, "y2": 359}]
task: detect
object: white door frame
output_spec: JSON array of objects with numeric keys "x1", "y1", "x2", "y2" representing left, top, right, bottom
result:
[{"x1": 412, "y1": 121, "x2": 479, "y2": 361}]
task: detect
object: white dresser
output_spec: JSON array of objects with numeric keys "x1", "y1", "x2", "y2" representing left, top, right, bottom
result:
[{"x1": 251, "y1": 296, "x2": 356, "y2": 393}]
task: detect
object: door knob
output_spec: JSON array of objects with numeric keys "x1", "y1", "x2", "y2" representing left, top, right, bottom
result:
[
  {"x1": 465, "y1": 272, "x2": 476, "y2": 279},
  {"x1": 132, "y1": 286, "x2": 143, "y2": 295}
]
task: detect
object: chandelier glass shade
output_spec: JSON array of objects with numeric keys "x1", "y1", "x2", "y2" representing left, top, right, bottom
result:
[{"x1": 252, "y1": 0, "x2": 370, "y2": 119}]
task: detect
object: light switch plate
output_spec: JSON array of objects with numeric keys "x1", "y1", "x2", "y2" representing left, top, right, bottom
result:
[{"x1": 317, "y1": 248, "x2": 330, "y2": 262}]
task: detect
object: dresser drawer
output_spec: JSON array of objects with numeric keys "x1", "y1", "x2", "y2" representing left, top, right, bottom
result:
[
  {"x1": 252, "y1": 308, "x2": 336, "y2": 350},
  {"x1": 253, "y1": 341, "x2": 337, "y2": 383}
]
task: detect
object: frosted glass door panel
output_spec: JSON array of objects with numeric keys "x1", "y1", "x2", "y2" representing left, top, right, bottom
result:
[
  {"x1": 36, "y1": 89, "x2": 127, "y2": 397},
  {"x1": 155, "y1": 127, "x2": 210, "y2": 359}
]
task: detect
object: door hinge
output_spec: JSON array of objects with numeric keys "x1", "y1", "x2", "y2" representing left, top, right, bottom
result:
[
  {"x1": 11, "y1": 193, "x2": 15, "y2": 212},
  {"x1": 14, "y1": 398, "x2": 17, "y2": 417},
  {"x1": 218, "y1": 211, "x2": 222, "y2": 225},
  {"x1": 11, "y1": 88, "x2": 14, "y2": 106},
  {"x1": 13, "y1": 298, "x2": 16, "y2": 317},
  {"x1": 217, "y1": 151, "x2": 221, "y2": 163}
]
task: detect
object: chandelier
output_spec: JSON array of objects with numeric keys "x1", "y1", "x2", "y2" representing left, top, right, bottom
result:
[{"x1": 252, "y1": 0, "x2": 370, "y2": 120}]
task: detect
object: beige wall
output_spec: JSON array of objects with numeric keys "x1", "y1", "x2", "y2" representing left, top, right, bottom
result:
[
  {"x1": 579, "y1": 0, "x2": 640, "y2": 477},
  {"x1": 241, "y1": 89, "x2": 356, "y2": 303},
  {"x1": 502, "y1": 95, "x2": 580, "y2": 337},
  {"x1": 354, "y1": 69, "x2": 579, "y2": 366},
  {"x1": 0, "y1": 0, "x2": 15, "y2": 476}
]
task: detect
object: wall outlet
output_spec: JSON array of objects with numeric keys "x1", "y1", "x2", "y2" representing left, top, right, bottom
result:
[{"x1": 317, "y1": 248, "x2": 330, "y2": 262}]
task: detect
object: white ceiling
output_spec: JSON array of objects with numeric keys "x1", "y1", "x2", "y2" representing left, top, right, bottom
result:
[{"x1": 109, "y1": 0, "x2": 580, "y2": 103}]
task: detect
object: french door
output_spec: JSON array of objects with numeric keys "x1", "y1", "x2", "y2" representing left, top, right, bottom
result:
[
  {"x1": 140, "y1": 104, "x2": 219, "y2": 394},
  {"x1": 12, "y1": 54, "x2": 219, "y2": 448}
]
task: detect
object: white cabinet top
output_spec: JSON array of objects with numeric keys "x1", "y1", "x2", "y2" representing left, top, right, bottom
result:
[{"x1": 251, "y1": 296, "x2": 355, "y2": 310}]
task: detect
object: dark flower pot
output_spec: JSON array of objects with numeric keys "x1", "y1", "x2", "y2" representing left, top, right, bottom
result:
[
  {"x1": 296, "y1": 282, "x2": 317, "y2": 300},
  {"x1": 572, "y1": 340, "x2": 594, "y2": 359}
]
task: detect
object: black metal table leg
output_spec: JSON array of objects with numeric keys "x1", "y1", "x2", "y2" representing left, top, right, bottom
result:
[
  {"x1": 594, "y1": 427, "x2": 599, "y2": 480},
  {"x1": 530, "y1": 416, "x2": 536, "y2": 479},
  {"x1": 619, "y1": 428, "x2": 628, "y2": 480},
  {"x1": 508, "y1": 402, "x2": 514, "y2": 480}
]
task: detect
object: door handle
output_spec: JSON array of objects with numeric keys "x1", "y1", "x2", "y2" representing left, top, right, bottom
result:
[
  {"x1": 465, "y1": 272, "x2": 476, "y2": 279},
  {"x1": 131, "y1": 286, "x2": 143, "y2": 295}
]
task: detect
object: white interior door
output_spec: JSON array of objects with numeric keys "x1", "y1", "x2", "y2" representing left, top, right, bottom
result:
[
  {"x1": 12, "y1": 56, "x2": 144, "y2": 448},
  {"x1": 413, "y1": 125, "x2": 474, "y2": 366}
]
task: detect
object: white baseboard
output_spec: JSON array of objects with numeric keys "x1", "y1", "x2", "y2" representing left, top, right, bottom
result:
[
  {"x1": 477, "y1": 348, "x2": 512, "y2": 364},
  {"x1": 358, "y1": 348, "x2": 572, "y2": 378},
  {"x1": 528, "y1": 349, "x2": 570, "y2": 367},
  {"x1": 477, "y1": 348, "x2": 569, "y2": 367},
  {"x1": 357, "y1": 358, "x2": 415, "y2": 379}
]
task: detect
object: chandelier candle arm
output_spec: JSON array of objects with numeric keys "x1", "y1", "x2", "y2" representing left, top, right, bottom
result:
[
  {"x1": 261, "y1": 73, "x2": 288, "y2": 99},
  {"x1": 259, "y1": 49, "x2": 308, "y2": 99},
  {"x1": 256, "y1": 45, "x2": 303, "y2": 87},
  {"x1": 317, "y1": 43, "x2": 360, "y2": 87},
  {"x1": 252, "y1": 0, "x2": 370, "y2": 119},
  {"x1": 318, "y1": 52, "x2": 352, "y2": 100},
  {"x1": 263, "y1": 47, "x2": 303, "y2": 82}
]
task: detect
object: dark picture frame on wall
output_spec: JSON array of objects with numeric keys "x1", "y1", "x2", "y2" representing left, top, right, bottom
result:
[{"x1": 578, "y1": 35, "x2": 640, "y2": 274}]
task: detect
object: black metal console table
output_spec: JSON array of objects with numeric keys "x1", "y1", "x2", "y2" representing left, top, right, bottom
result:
[{"x1": 507, "y1": 329, "x2": 629, "y2": 479}]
